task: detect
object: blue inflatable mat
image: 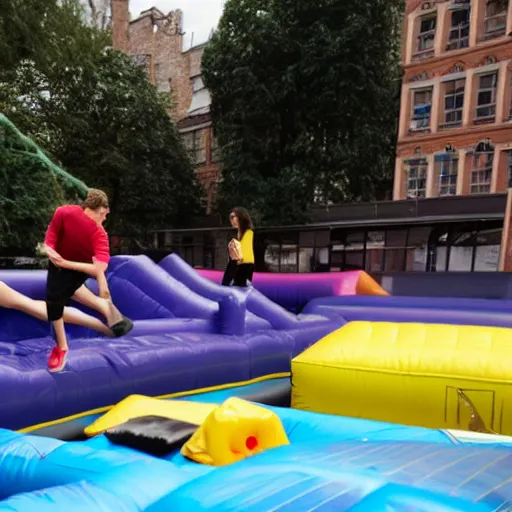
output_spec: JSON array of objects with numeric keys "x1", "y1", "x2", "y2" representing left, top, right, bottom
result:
[
  {"x1": 2, "y1": 404, "x2": 512, "y2": 511},
  {"x1": 149, "y1": 440, "x2": 512, "y2": 511}
]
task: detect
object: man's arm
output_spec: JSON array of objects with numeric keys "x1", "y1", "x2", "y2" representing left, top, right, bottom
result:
[
  {"x1": 63, "y1": 260, "x2": 110, "y2": 299},
  {"x1": 45, "y1": 246, "x2": 105, "y2": 277},
  {"x1": 62, "y1": 260, "x2": 106, "y2": 276},
  {"x1": 44, "y1": 207, "x2": 63, "y2": 250},
  {"x1": 92, "y1": 228, "x2": 111, "y2": 298}
]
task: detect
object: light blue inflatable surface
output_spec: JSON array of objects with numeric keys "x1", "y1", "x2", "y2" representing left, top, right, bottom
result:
[{"x1": 1, "y1": 402, "x2": 512, "y2": 511}]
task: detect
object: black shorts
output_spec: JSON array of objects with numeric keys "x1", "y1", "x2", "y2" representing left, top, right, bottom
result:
[{"x1": 46, "y1": 262, "x2": 88, "y2": 322}]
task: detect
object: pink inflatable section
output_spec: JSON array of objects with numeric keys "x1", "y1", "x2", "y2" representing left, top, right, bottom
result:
[{"x1": 197, "y1": 269, "x2": 388, "y2": 312}]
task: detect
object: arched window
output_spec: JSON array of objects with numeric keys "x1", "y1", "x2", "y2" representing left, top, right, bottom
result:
[{"x1": 470, "y1": 140, "x2": 494, "y2": 194}]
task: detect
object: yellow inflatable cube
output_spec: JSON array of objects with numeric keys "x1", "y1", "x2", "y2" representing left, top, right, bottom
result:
[
  {"x1": 181, "y1": 397, "x2": 289, "y2": 466},
  {"x1": 292, "y1": 321, "x2": 512, "y2": 435}
]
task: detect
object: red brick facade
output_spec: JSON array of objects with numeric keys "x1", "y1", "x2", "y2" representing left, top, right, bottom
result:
[
  {"x1": 395, "y1": 0, "x2": 512, "y2": 201},
  {"x1": 111, "y1": 1, "x2": 221, "y2": 211}
]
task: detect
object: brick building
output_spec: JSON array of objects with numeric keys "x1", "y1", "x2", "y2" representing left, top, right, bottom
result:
[
  {"x1": 395, "y1": 0, "x2": 512, "y2": 200},
  {"x1": 111, "y1": 0, "x2": 221, "y2": 210}
]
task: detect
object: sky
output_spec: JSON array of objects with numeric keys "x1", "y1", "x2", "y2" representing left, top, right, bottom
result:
[{"x1": 129, "y1": 0, "x2": 225, "y2": 49}]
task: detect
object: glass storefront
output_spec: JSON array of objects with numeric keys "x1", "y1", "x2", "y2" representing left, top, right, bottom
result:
[{"x1": 154, "y1": 219, "x2": 503, "y2": 274}]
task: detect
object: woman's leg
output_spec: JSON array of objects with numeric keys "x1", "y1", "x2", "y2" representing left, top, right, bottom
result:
[
  {"x1": 0, "y1": 281, "x2": 112, "y2": 335},
  {"x1": 233, "y1": 264, "x2": 255, "y2": 287},
  {"x1": 222, "y1": 260, "x2": 237, "y2": 286}
]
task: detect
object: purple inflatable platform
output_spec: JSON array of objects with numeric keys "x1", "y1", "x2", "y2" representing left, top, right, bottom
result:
[
  {"x1": 0, "y1": 255, "x2": 341, "y2": 431},
  {"x1": 303, "y1": 295, "x2": 512, "y2": 328}
]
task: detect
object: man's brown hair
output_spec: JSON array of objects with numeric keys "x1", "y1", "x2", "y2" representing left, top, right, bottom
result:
[{"x1": 82, "y1": 188, "x2": 109, "y2": 210}]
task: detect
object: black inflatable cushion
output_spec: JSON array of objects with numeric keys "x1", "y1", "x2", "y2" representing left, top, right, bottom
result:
[{"x1": 105, "y1": 415, "x2": 198, "y2": 457}]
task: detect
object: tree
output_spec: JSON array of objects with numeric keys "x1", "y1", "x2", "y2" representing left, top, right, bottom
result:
[
  {"x1": 202, "y1": 0, "x2": 404, "y2": 225},
  {"x1": 0, "y1": 0, "x2": 107, "y2": 72},
  {"x1": 0, "y1": 0, "x2": 203, "y2": 239},
  {"x1": 0, "y1": 115, "x2": 87, "y2": 253}
]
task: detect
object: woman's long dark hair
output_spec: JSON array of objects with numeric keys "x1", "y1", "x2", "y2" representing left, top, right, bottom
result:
[{"x1": 231, "y1": 207, "x2": 254, "y2": 239}]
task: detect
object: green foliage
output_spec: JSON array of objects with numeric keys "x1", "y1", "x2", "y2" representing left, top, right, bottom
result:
[
  {"x1": 0, "y1": 0, "x2": 203, "y2": 243},
  {"x1": 203, "y1": 0, "x2": 404, "y2": 225},
  {"x1": 0, "y1": 0, "x2": 108, "y2": 72},
  {"x1": 0, "y1": 116, "x2": 84, "y2": 252},
  {"x1": 0, "y1": 114, "x2": 88, "y2": 199}
]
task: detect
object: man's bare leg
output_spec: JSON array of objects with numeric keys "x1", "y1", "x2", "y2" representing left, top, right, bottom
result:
[
  {"x1": 72, "y1": 285, "x2": 123, "y2": 327},
  {"x1": 48, "y1": 316, "x2": 69, "y2": 372},
  {"x1": 0, "y1": 282, "x2": 112, "y2": 335},
  {"x1": 63, "y1": 307, "x2": 112, "y2": 335},
  {"x1": 52, "y1": 318, "x2": 68, "y2": 351}
]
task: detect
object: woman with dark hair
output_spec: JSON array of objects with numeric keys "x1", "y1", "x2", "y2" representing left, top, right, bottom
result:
[{"x1": 222, "y1": 207, "x2": 255, "y2": 287}]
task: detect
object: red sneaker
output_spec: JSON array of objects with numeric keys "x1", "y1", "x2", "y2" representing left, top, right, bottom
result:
[{"x1": 48, "y1": 346, "x2": 68, "y2": 373}]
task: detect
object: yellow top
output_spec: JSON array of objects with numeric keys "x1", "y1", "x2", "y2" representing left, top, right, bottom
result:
[{"x1": 239, "y1": 229, "x2": 254, "y2": 264}]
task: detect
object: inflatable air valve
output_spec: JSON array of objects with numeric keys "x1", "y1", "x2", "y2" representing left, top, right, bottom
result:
[{"x1": 181, "y1": 397, "x2": 289, "y2": 466}]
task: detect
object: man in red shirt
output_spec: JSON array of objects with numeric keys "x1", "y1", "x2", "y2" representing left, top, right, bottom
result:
[{"x1": 44, "y1": 189, "x2": 133, "y2": 372}]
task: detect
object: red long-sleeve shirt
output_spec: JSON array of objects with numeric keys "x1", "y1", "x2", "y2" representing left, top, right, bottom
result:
[{"x1": 44, "y1": 205, "x2": 110, "y2": 264}]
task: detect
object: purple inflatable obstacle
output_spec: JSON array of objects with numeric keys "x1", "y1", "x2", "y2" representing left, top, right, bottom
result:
[
  {"x1": 303, "y1": 295, "x2": 512, "y2": 328},
  {"x1": 159, "y1": 254, "x2": 331, "y2": 331},
  {"x1": 0, "y1": 256, "x2": 341, "y2": 430}
]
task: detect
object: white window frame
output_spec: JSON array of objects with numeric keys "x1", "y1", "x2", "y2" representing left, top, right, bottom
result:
[{"x1": 405, "y1": 158, "x2": 428, "y2": 198}]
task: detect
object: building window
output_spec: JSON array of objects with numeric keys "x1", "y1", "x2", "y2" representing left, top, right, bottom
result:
[
  {"x1": 508, "y1": 151, "x2": 512, "y2": 188},
  {"x1": 446, "y1": 4, "x2": 470, "y2": 50},
  {"x1": 131, "y1": 54, "x2": 151, "y2": 75},
  {"x1": 183, "y1": 129, "x2": 207, "y2": 165},
  {"x1": 474, "y1": 228, "x2": 501, "y2": 271},
  {"x1": 509, "y1": 73, "x2": 512, "y2": 120},
  {"x1": 410, "y1": 88, "x2": 433, "y2": 131},
  {"x1": 436, "y1": 154, "x2": 458, "y2": 196},
  {"x1": 192, "y1": 76, "x2": 205, "y2": 93},
  {"x1": 188, "y1": 76, "x2": 211, "y2": 116},
  {"x1": 211, "y1": 135, "x2": 221, "y2": 163},
  {"x1": 331, "y1": 231, "x2": 366, "y2": 271},
  {"x1": 414, "y1": 15, "x2": 437, "y2": 58},
  {"x1": 483, "y1": 0, "x2": 508, "y2": 40},
  {"x1": 443, "y1": 79, "x2": 465, "y2": 127},
  {"x1": 406, "y1": 227, "x2": 431, "y2": 271},
  {"x1": 475, "y1": 73, "x2": 497, "y2": 121},
  {"x1": 470, "y1": 141, "x2": 494, "y2": 194},
  {"x1": 405, "y1": 158, "x2": 428, "y2": 198}
]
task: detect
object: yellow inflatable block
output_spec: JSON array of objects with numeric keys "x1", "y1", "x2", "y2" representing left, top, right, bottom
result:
[
  {"x1": 85, "y1": 395, "x2": 215, "y2": 437},
  {"x1": 181, "y1": 397, "x2": 289, "y2": 466},
  {"x1": 292, "y1": 321, "x2": 512, "y2": 435}
]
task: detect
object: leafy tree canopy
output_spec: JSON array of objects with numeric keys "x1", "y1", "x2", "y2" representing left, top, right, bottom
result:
[
  {"x1": 0, "y1": 114, "x2": 87, "y2": 252},
  {"x1": 0, "y1": 0, "x2": 203, "y2": 249},
  {"x1": 203, "y1": 0, "x2": 404, "y2": 225}
]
